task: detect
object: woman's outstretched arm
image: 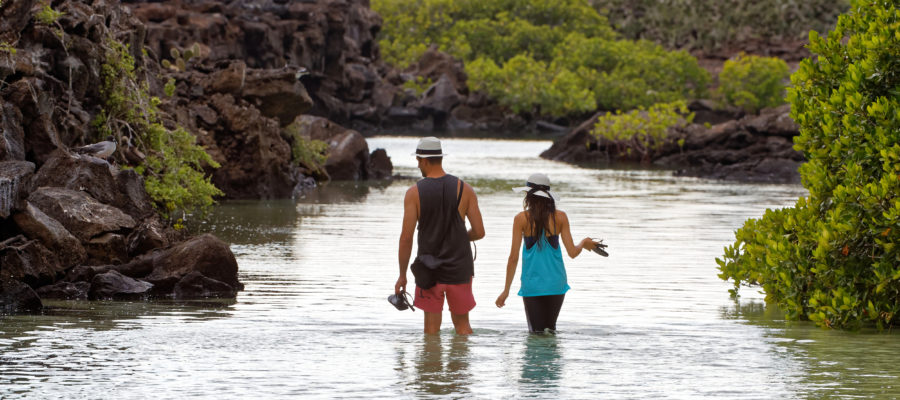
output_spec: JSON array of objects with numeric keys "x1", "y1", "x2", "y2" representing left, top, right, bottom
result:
[
  {"x1": 558, "y1": 210, "x2": 595, "y2": 259},
  {"x1": 496, "y1": 212, "x2": 525, "y2": 308}
]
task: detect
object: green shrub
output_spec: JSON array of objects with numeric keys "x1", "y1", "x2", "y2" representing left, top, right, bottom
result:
[
  {"x1": 283, "y1": 121, "x2": 330, "y2": 177},
  {"x1": 718, "y1": 53, "x2": 790, "y2": 113},
  {"x1": 372, "y1": 0, "x2": 708, "y2": 117},
  {"x1": 590, "y1": 100, "x2": 692, "y2": 162},
  {"x1": 35, "y1": 3, "x2": 64, "y2": 25},
  {"x1": 717, "y1": 0, "x2": 900, "y2": 330},
  {"x1": 95, "y1": 39, "x2": 222, "y2": 220}
]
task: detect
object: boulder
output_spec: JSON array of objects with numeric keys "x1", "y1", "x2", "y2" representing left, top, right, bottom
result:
[
  {"x1": 28, "y1": 187, "x2": 136, "y2": 242},
  {"x1": 85, "y1": 233, "x2": 129, "y2": 266},
  {"x1": 0, "y1": 279, "x2": 42, "y2": 313},
  {"x1": 416, "y1": 74, "x2": 463, "y2": 129},
  {"x1": 143, "y1": 234, "x2": 241, "y2": 294},
  {"x1": 0, "y1": 161, "x2": 35, "y2": 219},
  {"x1": 173, "y1": 271, "x2": 236, "y2": 299},
  {"x1": 31, "y1": 152, "x2": 155, "y2": 219},
  {"x1": 89, "y1": 270, "x2": 153, "y2": 300},
  {"x1": 126, "y1": 217, "x2": 172, "y2": 257},
  {"x1": 289, "y1": 115, "x2": 372, "y2": 180},
  {"x1": 407, "y1": 48, "x2": 468, "y2": 94},
  {"x1": 368, "y1": 148, "x2": 393, "y2": 180},
  {"x1": 0, "y1": 235, "x2": 63, "y2": 287},
  {"x1": 12, "y1": 202, "x2": 87, "y2": 268},
  {"x1": 36, "y1": 281, "x2": 91, "y2": 300}
]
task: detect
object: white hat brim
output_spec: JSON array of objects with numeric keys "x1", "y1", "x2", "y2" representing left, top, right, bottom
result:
[
  {"x1": 411, "y1": 152, "x2": 448, "y2": 158},
  {"x1": 512, "y1": 187, "x2": 559, "y2": 202}
]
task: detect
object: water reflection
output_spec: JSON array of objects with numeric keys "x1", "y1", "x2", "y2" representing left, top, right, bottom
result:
[
  {"x1": 722, "y1": 300, "x2": 900, "y2": 398},
  {"x1": 520, "y1": 334, "x2": 563, "y2": 392},
  {"x1": 403, "y1": 335, "x2": 472, "y2": 397}
]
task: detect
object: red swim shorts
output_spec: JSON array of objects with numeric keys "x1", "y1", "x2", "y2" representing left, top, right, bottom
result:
[{"x1": 414, "y1": 278, "x2": 476, "y2": 314}]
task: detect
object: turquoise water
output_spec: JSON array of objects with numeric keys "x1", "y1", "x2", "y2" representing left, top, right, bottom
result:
[{"x1": 2, "y1": 137, "x2": 898, "y2": 399}]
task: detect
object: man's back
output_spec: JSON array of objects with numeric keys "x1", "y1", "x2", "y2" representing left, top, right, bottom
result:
[{"x1": 415, "y1": 174, "x2": 474, "y2": 284}]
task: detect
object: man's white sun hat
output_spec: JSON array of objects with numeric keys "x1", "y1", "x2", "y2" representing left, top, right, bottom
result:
[
  {"x1": 512, "y1": 173, "x2": 560, "y2": 202},
  {"x1": 411, "y1": 136, "x2": 448, "y2": 158}
]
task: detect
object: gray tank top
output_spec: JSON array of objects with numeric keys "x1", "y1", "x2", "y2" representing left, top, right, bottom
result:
[{"x1": 414, "y1": 175, "x2": 474, "y2": 284}]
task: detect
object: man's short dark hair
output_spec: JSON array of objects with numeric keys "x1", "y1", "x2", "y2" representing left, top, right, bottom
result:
[{"x1": 419, "y1": 156, "x2": 443, "y2": 165}]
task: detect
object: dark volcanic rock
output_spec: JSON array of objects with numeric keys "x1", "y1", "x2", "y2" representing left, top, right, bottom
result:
[
  {"x1": 89, "y1": 270, "x2": 153, "y2": 300},
  {"x1": 36, "y1": 281, "x2": 91, "y2": 300},
  {"x1": 542, "y1": 105, "x2": 804, "y2": 183},
  {"x1": 0, "y1": 279, "x2": 42, "y2": 313},
  {"x1": 143, "y1": 234, "x2": 241, "y2": 294},
  {"x1": 0, "y1": 235, "x2": 63, "y2": 287},
  {"x1": 0, "y1": 161, "x2": 35, "y2": 219},
  {"x1": 28, "y1": 187, "x2": 136, "y2": 242},
  {"x1": 289, "y1": 115, "x2": 390, "y2": 180},
  {"x1": 12, "y1": 202, "x2": 87, "y2": 269},
  {"x1": 174, "y1": 271, "x2": 236, "y2": 299},
  {"x1": 85, "y1": 233, "x2": 129, "y2": 266},
  {"x1": 31, "y1": 153, "x2": 155, "y2": 220},
  {"x1": 368, "y1": 148, "x2": 393, "y2": 180},
  {"x1": 0, "y1": 104, "x2": 26, "y2": 162}
]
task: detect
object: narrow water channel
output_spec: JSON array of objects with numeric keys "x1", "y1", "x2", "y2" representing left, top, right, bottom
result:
[{"x1": 1, "y1": 137, "x2": 897, "y2": 398}]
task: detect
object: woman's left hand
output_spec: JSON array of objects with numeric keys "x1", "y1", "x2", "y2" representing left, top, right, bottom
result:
[{"x1": 581, "y1": 237, "x2": 595, "y2": 250}]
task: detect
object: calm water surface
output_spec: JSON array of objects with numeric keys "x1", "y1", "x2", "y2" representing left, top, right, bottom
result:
[{"x1": 2, "y1": 137, "x2": 899, "y2": 399}]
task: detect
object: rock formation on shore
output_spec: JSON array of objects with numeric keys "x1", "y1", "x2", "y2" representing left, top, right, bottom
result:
[{"x1": 541, "y1": 103, "x2": 803, "y2": 184}]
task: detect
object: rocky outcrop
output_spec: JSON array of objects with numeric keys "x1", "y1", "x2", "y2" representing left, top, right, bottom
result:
[
  {"x1": 542, "y1": 104, "x2": 804, "y2": 183},
  {"x1": 289, "y1": 115, "x2": 393, "y2": 180}
]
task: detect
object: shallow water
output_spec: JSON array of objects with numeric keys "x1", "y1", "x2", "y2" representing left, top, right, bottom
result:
[{"x1": 2, "y1": 137, "x2": 899, "y2": 399}]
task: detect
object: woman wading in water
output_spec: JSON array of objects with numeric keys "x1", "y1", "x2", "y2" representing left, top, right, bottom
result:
[{"x1": 495, "y1": 173, "x2": 599, "y2": 333}]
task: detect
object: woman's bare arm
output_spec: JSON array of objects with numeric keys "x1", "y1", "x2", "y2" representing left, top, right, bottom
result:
[
  {"x1": 558, "y1": 210, "x2": 594, "y2": 258},
  {"x1": 496, "y1": 212, "x2": 525, "y2": 308}
]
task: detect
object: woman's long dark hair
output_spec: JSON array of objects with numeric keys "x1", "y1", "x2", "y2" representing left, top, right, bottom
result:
[{"x1": 524, "y1": 187, "x2": 556, "y2": 241}]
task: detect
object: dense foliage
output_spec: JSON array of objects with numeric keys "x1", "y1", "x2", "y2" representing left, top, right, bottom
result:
[
  {"x1": 590, "y1": 101, "x2": 693, "y2": 162},
  {"x1": 718, "y1": 53, "x2": 790, "y2": 113},
  {"x1": 717, "y1": 0, "x2": 900, "y2": 330},
  {"x1": 593, "y1": 0, "x2": 849, "y2": 53},
  {"x1": 94, "y1": 39, "x2": 222, "y2": 221},
  {"x1": 372, "y1": 0, "x2": 709, "y2": 117}
]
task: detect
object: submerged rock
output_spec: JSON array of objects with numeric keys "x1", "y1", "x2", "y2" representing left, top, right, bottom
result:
[
  {"x1": 89, "y1": 270, "x2": 153, "y2": 300},
  {"x1": 0, "y1": 279, "x2": 42, "y2": 313},
  {"x1": 174, "y1": 271, "x2": 236, "y2": 299},
  {"x1": 36, "y1": 281, "x2": 90, "y2": 300}
]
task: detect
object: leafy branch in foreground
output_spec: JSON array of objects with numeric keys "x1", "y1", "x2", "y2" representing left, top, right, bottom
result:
[{"x1": 717, "y1": 0, "x2": 900, "y2": 330}]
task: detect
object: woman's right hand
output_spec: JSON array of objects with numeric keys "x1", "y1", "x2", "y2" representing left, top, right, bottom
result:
[{"x1": 496, "y1": 290, "x2": 509, "y2": 308}]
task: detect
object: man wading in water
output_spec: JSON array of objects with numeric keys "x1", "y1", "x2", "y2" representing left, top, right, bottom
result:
[{"x1": 395, "y1": 137, "x2": 485, "y2": 335}]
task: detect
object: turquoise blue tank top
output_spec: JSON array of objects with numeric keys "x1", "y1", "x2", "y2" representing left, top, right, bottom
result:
[{"x1": 518, "y1": 233, "x2": 570, "y2": 297}]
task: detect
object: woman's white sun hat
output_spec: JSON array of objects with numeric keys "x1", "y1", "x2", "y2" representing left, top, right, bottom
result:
[
  {"x1": 513, "y1": 173, "x2": 560, "y2": 202},
  {"x1": 411, "y1": 136, "x2": 448, "y2": 158}
]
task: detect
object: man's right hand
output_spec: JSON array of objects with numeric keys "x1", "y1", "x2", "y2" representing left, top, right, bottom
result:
[{"x1": 395, "y1": 275, "x2": 407, "y2": 295}]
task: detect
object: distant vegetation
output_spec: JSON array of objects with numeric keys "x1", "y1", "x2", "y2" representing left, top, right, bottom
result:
[
  {"x1": 592, "y1": 0, "x2": 849, "y2": 53},
  {"x1": 717, "y1": 54, "x2": 790, "y2": 113},
  {"x1": 372, "y1": 0, "x2": 709, "y2": 117},
  {"x1": 591, "y1": 100, "x2": 693, "y2": 162},
  {"x1": 718, "y1": 0, "x2": 900, "y2": 330}
]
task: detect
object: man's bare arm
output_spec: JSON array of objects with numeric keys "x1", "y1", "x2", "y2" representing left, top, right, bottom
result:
[
  {"x1": 464, "y1": 183, "x2": 485, "y2": 241},
  {"x1": 396, "y1": 186, "x2": 418, "y2": 294}
]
